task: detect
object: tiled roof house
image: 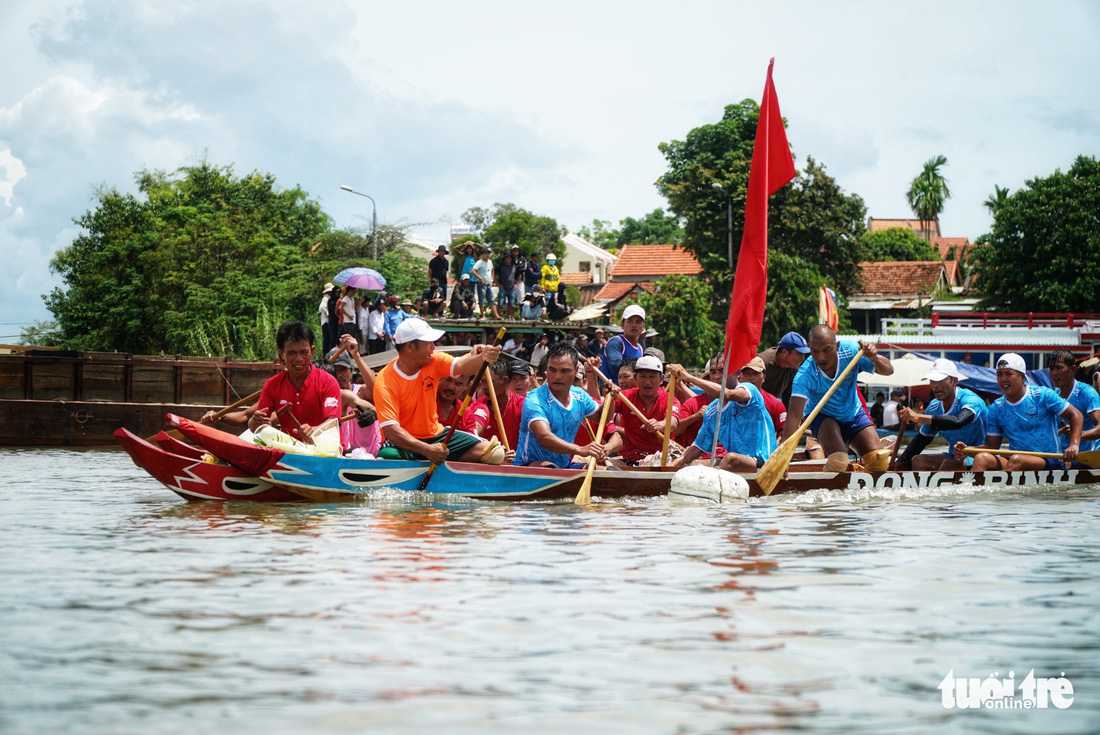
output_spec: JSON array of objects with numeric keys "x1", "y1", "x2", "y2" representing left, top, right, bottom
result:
[{"x1": 593, "y1": 244, "x2": 703, "y2": 311}]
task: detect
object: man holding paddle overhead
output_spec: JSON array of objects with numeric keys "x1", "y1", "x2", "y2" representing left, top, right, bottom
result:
[
  {"x1": 780, "y1": 325, "x2": 893, "y2": 458},
  {"x1": 373, "y1": 319, "x2": 503, "y2": 464},
  {"x1": 954, "y1": 353, "x2": 1083, "y2": 472},
  {"x1": 895, "y1": 358, "x2": 987, "y2": 471}
]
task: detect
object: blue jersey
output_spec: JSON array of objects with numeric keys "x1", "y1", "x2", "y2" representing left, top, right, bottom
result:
[
  {"x1": 599, "y1": 335, "x2": 645, "y2": 385},
  {"x1": 986, "y1": 386, "x2": 1068, "y2": 454},
  {"x1": 919, "y1": 386, "x2": 988, "y2": 448},
  {"x1": 692, "y1": 383, "x2": 776, "y2": 462},
  {"x1": 514, "y1": 383, "x2": 600, "y2": 468},
  {"x1": 790, "y1": 341, "x2": 875, "y2": 423},
  {"x1": 1060, "y1": 381, "x2": 1100, "y2": 452},
  {"x1": 384, "y1": 308, "x2": 409, "y2": 338}
]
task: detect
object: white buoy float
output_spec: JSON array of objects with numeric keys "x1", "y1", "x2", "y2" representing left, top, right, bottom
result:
[{"x1": 669, "y1": 466, "x2": 750, "y2": 503}]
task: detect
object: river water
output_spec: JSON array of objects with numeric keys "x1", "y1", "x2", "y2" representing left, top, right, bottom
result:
[{"x1": 2, "y1": 447, "x2": 1098, "y2": 734}]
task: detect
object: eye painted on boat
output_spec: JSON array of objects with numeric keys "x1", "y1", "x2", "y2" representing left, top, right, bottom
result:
[{"x1": 338, "y1": 471, "x2": 394, "y2": 485}]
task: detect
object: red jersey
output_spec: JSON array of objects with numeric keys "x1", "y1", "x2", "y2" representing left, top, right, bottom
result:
[
  {"x1": 573, "y1": 417, "x2": 618, "y2": 446},
  {"x1": 458, "y1": 391, "x2": 524, "y2": 449},
  {"x1": 616, "y1": 387, "x2": 680, "y2": 463},
  {"x1": 762, "y1": 390, "x2": 787, "y2": 435},
  {"x1": 256, "y1": 367, "x2": 341, "y2": 441},
  {"x1": 676, "y1": 392, "x2": 711, "y2": 447}
]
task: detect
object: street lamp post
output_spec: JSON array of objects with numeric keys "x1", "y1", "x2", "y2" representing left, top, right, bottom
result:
[{"x1": 340, "y1": 185, "x2": 378, "y2": 260}]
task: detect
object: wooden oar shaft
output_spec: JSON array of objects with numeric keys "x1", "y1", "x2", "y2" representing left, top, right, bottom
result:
[
  {"x1": 147, "y1": 388, "x2": 263, "y2": 442},
  {"x1": 275, "y1": 405, "x2": 314, "y2": 445},
  {"x1": 592, "y1": 366, "x2": 667, "y2": 442},
  {"x1": 575, "y1": 388, "x2": 614, "y2": 505},
  {"x1": 419, "y1": 327, "x2": 507, "y2": 490},
  {"x1": 888, "y1": 422, "x2": 907, "y2": 471},
  {"x1": 487, "y1": 382, "x2": 510, "y2": 452},
  {"x1": 660, "y1": 374, "x2": 677, "y2": 468}
]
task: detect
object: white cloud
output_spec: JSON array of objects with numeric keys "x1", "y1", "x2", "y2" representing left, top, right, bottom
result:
[{"x1": 0, "y1": 149, "x2": 27, "y2": 206}]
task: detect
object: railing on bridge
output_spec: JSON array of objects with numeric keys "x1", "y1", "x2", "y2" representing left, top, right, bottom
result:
[{"x1": 881, "y1": 313, "x2": 1100, "y2": 336}]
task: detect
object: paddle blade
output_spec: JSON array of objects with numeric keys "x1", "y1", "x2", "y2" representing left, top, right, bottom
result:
[
  {"x1": 756, "y1": 433, "x2": 800, "y2": 495},
  {"x1": 1075, "y1": 450, "x2": 1100, "y2": 468},
  {"x1": 575, "y1": 460, "x2": 595, "y2": 505}
]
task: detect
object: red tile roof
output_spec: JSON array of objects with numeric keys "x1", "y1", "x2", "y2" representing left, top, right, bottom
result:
[
  {"x1": 858, "y1": 261, "x2": 951, "y2": 296},
  {"x1": 559, "y1": 271, "x2": 593, "y2": 285},
  {"x1": 594, "y1": 281, "x2": 656, "y2": 302},
  {"x1": 610, "y1": 244, "x2": 702, "y2": 279},
  {"x1": 929, "y1": 236, "x2": 971, "y2": 260}
]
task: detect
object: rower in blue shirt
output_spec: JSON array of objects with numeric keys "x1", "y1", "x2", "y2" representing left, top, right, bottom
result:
[
  {"x1": 1047, "y1": 348, "x2": 1100, "y2": 453},
  {"x1": 896, "y1": 358, "x2": 987, "y2": 470},
  {"x1": 780, "y1": 325, "x2": 894, "y2": 458},
  {"x1": 954, "y1": 352, "x2": 1083, "y2": 472}
]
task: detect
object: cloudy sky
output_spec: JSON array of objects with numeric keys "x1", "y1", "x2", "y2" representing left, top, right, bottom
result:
[{"x1": 2, "y1": 0, "x2": 1099, "y2": 337}]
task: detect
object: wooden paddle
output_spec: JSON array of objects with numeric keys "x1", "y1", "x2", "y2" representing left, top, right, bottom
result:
[
  {"x1": 887, "y1": 421, "x2": 907, "y2": 471},
  {"x1": 591, "y1": 366, "x2": 667, "y2": 442},
  {"x1": 486, "y1": 377, "x2": 510, "y2": 451},
  {"x1": 148, "y1": 388, "x2": 262, "y2": 442},
  {"x1": 419, "y1": 327, "x2": 507, "y2": 491},
  {"x1": 575, "y1": 386, "x2": 614, "y2": 505},
  {"x1": 660, "y1": 374, "x2": 677, "y2": 468},
  {"x1": 960, "y1": 446, "x2": 1100, "y2": 468},
  {"x1": 757, "y1": 346, "x2": 868, "y2": 495},
  {"x1": 275, "y1": 405, "x2": 314, "y2": 445}
]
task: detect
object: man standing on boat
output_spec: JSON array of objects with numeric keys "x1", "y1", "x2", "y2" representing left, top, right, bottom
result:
[
  {"x1": 780, "y1": 325, "x2": 893, "y2": 458},
  {"x1": 1048, "y1": 349, "x2": 1100, "y2": 454},
  {"x1": 599, "y1": 304, "x2": 647, "y2": 385},
  {"x1": 895, "y1": 358, "x2": 987, "y2": 471},
  {"x1": 373, "y1": 319, "x2": 503, "y2": 464},
  {"x1": 609, "y1": 355, "x2": 680, "y2": 466},
  {"x1": 956, "y1": 353, "x2": 1083, "y2": 472},
  {"x1": 670, "y1": 357, "x2": 776, "y2": 472},
  {"x1": 513, "y1": 343, "x2": 610, "y2": 468},
  {"x1": 249, "y1": 322, "x2": 341, "y2": 442}
]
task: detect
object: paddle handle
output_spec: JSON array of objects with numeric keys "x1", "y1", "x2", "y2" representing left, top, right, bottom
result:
[
  {"x1": 888, "y1": 421, "x2": 907, "y2": 471},
  {"x1": 275, "y1": 405, "x2": 314, "y2": 445},
  {"x1": 419, "y1": 327, "x2": 506, "y2": 490},
  {"x1": 660, "y1": 374, "x2": 677, "y2": 468},
  {"x1": 575, "y1": 387, "x2": 614, "y2": 505},
  {"x1": 487, "y1": 379, "x2": 510, "y2": 451},
  {"x1": 592, "y1": 366, "x2": 667, "y2": 442},
  {"x1": 960, "y1": 446, "x2": 1063, "y2": 460}
]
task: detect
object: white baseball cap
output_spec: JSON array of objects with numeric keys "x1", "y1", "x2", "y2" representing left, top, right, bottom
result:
[
  {"x1": 996, "y1": 353, "x2": 1027, "y2": 373},
  {"x1": 546, "y1": 253, "x2": 556, "y2": 261},
  {"x1": 925, "y1": 358, "x2": 960, "y2": 382},
  {"x1": 622, "y1": 304, "x2": 646, "y2": 322},
  {"x1": 635, "y1": 355, "x2": 663, "y2": 373},
  {"x1": 394, "y1": 318, "x2": 445, "y2": 345}
]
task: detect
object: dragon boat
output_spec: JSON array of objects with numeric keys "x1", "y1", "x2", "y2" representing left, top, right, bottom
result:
[{"x1": 113, "y1": 415, "x2": 1100, "y2": 504}]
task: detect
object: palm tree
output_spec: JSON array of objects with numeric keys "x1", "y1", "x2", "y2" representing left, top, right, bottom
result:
[
  {"x1": 984, "y1": 184, "x2": 1010, "y2": 217},
  {"x1": 906, "y1": 155, "x2": 951, "y2": 242}
]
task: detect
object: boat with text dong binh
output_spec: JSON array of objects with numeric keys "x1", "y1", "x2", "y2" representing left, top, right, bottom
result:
[{"x1": 112, "y1": 415, "x2": 1100, "y2": 504}]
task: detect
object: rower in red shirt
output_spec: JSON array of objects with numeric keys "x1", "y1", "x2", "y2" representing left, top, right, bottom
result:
[
  {"x1": 249, "y1": 321, "x2": 342, "y2": 441},
  {"x1": 610, "y1": 354, "x2": 679, "y2": 466},
  {"x1": 459, "y1": 361, "x2": 524, "y2": 460}
]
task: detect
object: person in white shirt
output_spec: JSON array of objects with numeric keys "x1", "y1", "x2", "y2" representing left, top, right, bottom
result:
[
  {"x1": 366, "y1": 300, "x2": 387, "y2": 355},
  {"x1": 318, "y1": 282, "x2": 335, "y2": 355},
  {"x1": 471, "y1": 248, "x2": 498, "y2": 318},
  {"x1": 882, "y1": 389, "x2": 902, "y2": 429},
  {"x1": 356, "y1": 299, "x2": 371, "y2": 354},
  {"x1": 529, "y1": 333, "x2": 550, "y2": 370}
]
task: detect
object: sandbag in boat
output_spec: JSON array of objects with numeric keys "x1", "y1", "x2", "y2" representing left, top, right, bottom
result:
[{"x1": 253, "y1": 423, "x2": 341, "y2": 457}]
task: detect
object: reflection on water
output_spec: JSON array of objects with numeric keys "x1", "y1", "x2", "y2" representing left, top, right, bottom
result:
[{"x1": 1, "y1": 447, "x2": 1098, "y2": 734}]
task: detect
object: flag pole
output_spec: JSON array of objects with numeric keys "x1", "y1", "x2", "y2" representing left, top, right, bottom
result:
[{"x1": 708, "y1": 343, "x2": 734, "y2": 467}]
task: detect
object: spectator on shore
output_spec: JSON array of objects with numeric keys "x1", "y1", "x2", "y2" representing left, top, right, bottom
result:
[
  {"x1": 450, "y1": 274, "x2": 476, "y2": 318},
  {"x1": 421, "y1": 278, "x2": 446, "y2": 318},
  {"x1": 319, "y1": 282, "x2": 336, "y2": 355},
  {"x1": 428, "y1": 245, "x2": 449, "y2": 293},
  {"x1": 521, "y1": 286, "x2": 546, "y2": 320}
]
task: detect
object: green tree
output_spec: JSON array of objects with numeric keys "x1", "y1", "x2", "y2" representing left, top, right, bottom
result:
[
  {"x1": 617, "y1": 209, "x2": 684, "y2": 245},
  {"x1": 657, "y1": 101, "x2": 866, "y2": 345},
  {"x1": 906, "y1": 155, "x2": 951, "y2": 240},
  {"x1": 636, "y1": 275, "x2": 723, "y2": 367},
  {"x1": 576, "y1": 218, "x2": 618, "y2": 250},
  {"x1": 474, "y1": 204, "x2": 565, "y2": 261},
  {"x1": 859, "y1": 227, "x2": 938, "y2": 262},
  {"x1": 983, "y1": 184, "x2": 1011, "y2": 217},
  {"x1": 972, "y1": 155, "x2": 1100, "y2": 312},
  {"x1": 45, "y1": 162, "x2": 330, "y2": 357}
]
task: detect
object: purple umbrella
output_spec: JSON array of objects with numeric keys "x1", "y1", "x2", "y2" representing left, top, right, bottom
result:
[{"x1": 333, "y1": 267, "x2": 387, "y2": 291}]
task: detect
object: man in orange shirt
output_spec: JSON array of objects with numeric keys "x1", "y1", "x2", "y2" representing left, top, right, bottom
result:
[{"x1": 373, "y1": 319, "x2": 502, "y2": 463}]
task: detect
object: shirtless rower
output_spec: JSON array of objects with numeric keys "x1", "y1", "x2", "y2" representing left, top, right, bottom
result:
[
  {"x1": 373, "y1": 319, "x2": 502, "y2": 464},
  {"x1": 780, "y1": 325, "x2": 893, "y2": 458},
  {"x1": 955, "y1": 352, "x2": 1083, "y2": 472},
  {"x1": 895, "y1": 358, "x2": 987, "y2": 471},
  {"x1": 248, "y1": 321, "x2": 342, "y2": 441}
]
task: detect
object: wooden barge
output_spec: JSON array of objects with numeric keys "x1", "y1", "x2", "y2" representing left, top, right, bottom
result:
[{"x1": 0, "y1": 345, "x2": 277, "y2": 447}]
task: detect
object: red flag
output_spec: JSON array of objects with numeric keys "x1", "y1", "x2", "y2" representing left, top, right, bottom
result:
[{"x1": 723, "y1": 59, "x2": 796, "y2": 372}]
